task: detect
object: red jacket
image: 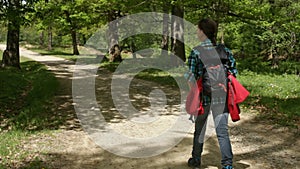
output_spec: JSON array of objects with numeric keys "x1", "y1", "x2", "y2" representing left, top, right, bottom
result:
[
  {"x1": 185, "y1": 79, "x2": 204, "y2": 116},
  {"x1": 186, "y1": 75, "x2": 250, "y2": 122},
  {"x1": 227, "y1": 74, "x2": 250, "y2": 122}
]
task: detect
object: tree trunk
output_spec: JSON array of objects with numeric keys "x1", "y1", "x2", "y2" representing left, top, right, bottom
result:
[
  {"x1": 64, "y1": 10, "x2": 79, "y2": 55},
  {"x1": 109, "y1": 44, "x2": 122, "y2": 62},
  {"x1": 48, "y1": 26, "x2": 52, "y2": 50},
  {"x1": 171, "y1": 2, "x2": 185, "y2": 66},
  {"x1": 2, "y1": 13, "x2": 20, "y2": 68},
  {"x1": 161, "y1": 4, "x2": 170, "y2": 57},
  {"x1": 107, "y1": 11, "x2": 119, "y2": 53},
  {"x1": 107, "y1": 11, "x2": 121, "y2": 61},
  {"x1": 39, "y1": 31, "x2": 44, "y2": 47},
  {"x1": 268, "y1": 0, "x2": 278, "y2": 66},
  {"x1": 170, "y1": 12, "x2": 175, "y2": 55},
  {"x1": 130, "y1": 40, "x2": 137, "y2": 59},
  {"x1": 82, "y1": 34, "x2": 87, "y2": 46},
  {"x1": 71, "y1": 29, "x2": 79, "y2": 55}
]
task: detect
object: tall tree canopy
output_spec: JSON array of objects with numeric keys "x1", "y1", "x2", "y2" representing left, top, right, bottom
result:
[
  {"x1": 1, "y1": 0, "x2": 299, "y2": 68},
  {"x1": 0, "y1": 0, "x2": 39, "y2": 68}
]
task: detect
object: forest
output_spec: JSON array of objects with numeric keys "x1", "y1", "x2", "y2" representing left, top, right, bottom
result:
[
  {"x1": 0, "y1": 0, "x2": 299, "y2": 72},
  {"x1": 0, "y1": 0, "x2": 299, "y2": 168}
]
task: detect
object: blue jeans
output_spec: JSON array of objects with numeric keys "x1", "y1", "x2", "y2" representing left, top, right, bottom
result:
[{"x1": 192, "y1": 104, "x2": 233, "y2": 166}]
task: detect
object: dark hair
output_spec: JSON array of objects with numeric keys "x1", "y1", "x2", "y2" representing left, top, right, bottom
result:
[{"x1": 198, "y1": 18, "x2": 218, "y2": 46}]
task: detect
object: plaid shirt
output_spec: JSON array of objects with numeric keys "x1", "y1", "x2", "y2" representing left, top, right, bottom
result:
[{"x1": 185, "y1": 39, "x2": 238, "y2": 105}]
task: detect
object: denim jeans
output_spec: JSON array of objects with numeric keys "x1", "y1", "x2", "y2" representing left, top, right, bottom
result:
[{"x1": 192, "y1": 104, "x2": 233, "y2": 166}]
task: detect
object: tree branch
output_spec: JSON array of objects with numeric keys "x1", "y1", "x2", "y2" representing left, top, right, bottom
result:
[{"x1": 185, "y1": 3, "x2": 265, "y2": 24}]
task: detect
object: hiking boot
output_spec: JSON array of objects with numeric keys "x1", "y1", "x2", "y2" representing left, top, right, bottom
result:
[
  {"x1": 188, "y1": 157, "x2": 201, "y2": 168},
  {"x1": 222, "y1": 165, "x2": 233, "y2": 169}
]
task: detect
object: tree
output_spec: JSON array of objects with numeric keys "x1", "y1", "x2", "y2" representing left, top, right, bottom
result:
[
  {"x1": 32, "y1": 0, "x2": 57, "y2": 50},
  {"x1": 160, "y1": 1, "x2": 170, "y2": 57},
  {"x1": 63, "y1": 9, "x2": 80, "y2": 55},
  {"x1": 41, "y1": 0, "x2": 104, "y2": 55},
  {"x1": 107, "y1": 10, "x2": 121, "y2": 55},
  {"x1": 93, "y1": 0, "x2": 153, "y2": 61},
  {"x1": 33, "y1": 0, "x2": 56, "y2": 50},
  {"x1": 0, "y1": 0, "x2": 39, "y2": 68},
  {"x1": 170, "y1": 0, "x2": 185, "y2": 65}
]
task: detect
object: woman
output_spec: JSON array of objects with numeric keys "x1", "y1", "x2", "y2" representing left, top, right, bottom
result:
[{"x1": 185, "y1": 18, "x2": 237, "y2": 169}]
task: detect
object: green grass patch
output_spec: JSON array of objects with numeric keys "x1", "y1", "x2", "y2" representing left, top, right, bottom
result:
[
  {"x1": 26, "y1": 45, "x2": 134, "y2": 63},
  {"x1": 135, "y1": 68, "x2": 177, "y2": 86},
  {"x1": 0, "y1": 53, "x2": 60, "y2": 168},
  {"x1": 238, "y1": 70, "x2": 300, "y2": 127},
  {"x1": 0, "y1": 131, "x2": 30, "y2": 168},
  {"x1": 27, "y1": 46, "x2": 72, "y2": 56},
  {"x1": 99, "y1": 61, "x2": 119, "y2": 72},
  {"x1": 0, "y1": 130, "x2": 52, "y2": 168},
  {"x1": 27, "y1": 46, "x2": 108, "y2": 63},
  {"x1": 25, "y1": 46, "x2": 78, "y2": 62},
  {"x1": 0, "y1": 131, "x2": 27, "y2": 168},
  {"x1": 99, "y1": 57, "x2": 187, "y2": 88},
  {"x1": 0, "y1": 58, "x2": 59, "y2": 131},
  {"x1": 134, "y1": 68, "x2": 187, "y2": 89}
]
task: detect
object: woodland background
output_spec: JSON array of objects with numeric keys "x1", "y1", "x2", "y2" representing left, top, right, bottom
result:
[{"x1": 0, "y1": 0, "x2": 299, "y2": 72}]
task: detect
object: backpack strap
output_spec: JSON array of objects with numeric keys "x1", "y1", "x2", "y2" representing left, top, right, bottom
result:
[
  {"x1": 193, "y1": 45, "x2": 223, "y2": 67},
  {"x1": 215, "y1": 44, "x2": 230, "y2": 66}
]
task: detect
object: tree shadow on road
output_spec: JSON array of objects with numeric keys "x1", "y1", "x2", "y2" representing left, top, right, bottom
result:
[{"x1": 9, "y1": 58, "x2": 299, "y2": 169}]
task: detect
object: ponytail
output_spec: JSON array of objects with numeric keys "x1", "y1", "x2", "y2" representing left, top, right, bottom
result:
[{"x1": 198, "y1": 18, "x2": 218, "y2": 46}]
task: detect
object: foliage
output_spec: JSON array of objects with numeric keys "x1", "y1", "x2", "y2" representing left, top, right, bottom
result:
[
  {"x1": 0, "y1": 0, "x2": 38, "y2": 23},
  {"x1": 1, "y1": 0, "x2": 299, "y2": 63},
  {"x1": 184, "y1": 0, "x2": 300, "y2": 61},
  {"x1": 237, "y1": 57, "x2": 300, "y2": 75},
  {"x1": 121, "y1": 34, "x2": 162, "y2": 55},
  {"x1": 0, "y1": 21, "x2": 6, "y2": 42},
  {"x1": 0, "y1": 0, "x2": 299, "y2": 126}
]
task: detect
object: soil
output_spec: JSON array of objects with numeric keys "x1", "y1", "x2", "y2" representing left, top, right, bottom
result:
[{"x1": 0, "y1": 45, "x2": 299, "y2": 169}]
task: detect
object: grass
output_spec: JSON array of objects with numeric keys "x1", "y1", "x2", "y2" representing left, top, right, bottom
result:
[
  {"x1": 135, "y1": 68, "x2": 179, "y2": 87},
  {"x1": 138, "y1": 67, "x2": 299, "y2": 128},
  {"x1": 26, "y1": 45, "x2": 133, "y2": 63},
  {"x1": 0, "y1": 58, "x2": 59, "y2": 130},
  {"x1": 0, "y1": 129, "x2": 54, "y2": 168},
  {"x1": 26, "y1": 45, "x2": 78, "y2": 62},
  {"x1": 0, "y1": 51, "x2": 60, "y2": 168},
  {"x1": 236, "y1": 57, "x2": 300, "y2": 127},
  {"x1": 99, "y1": 56, "x2": 188, "y2": 89},
  {"x1": 238, "y1": 70, "x2": 300, "y2": 127}
]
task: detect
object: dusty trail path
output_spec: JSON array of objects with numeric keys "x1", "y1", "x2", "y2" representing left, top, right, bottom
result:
[{"x1": 0, "y1": 45, "x2": 299, "y2": 169}]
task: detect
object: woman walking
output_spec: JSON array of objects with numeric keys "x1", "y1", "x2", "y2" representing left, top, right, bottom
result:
[{"x1": 185, "y1": 18, "x2": 237, "y2": 169}]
